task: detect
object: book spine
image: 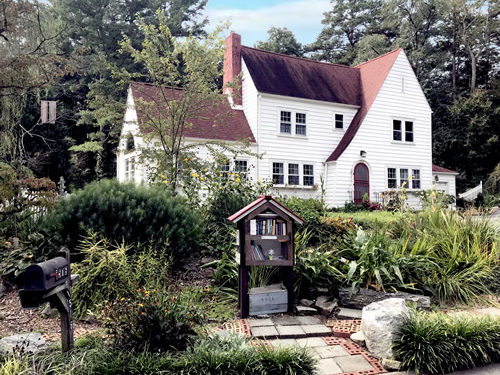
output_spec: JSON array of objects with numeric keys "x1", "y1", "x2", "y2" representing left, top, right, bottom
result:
[{"x1": 250, "y1": 220, "x2": 256, "y2": 235}]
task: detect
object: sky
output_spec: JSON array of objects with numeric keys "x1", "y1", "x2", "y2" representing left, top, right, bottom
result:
[{"x1": 204, "y1": 0, "x2": 331, "y2": 46}]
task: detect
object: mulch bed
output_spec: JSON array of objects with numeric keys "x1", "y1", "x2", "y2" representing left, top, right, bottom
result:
[{"x1": 0, "y1": 289, "x2": 101, "y2": 342}]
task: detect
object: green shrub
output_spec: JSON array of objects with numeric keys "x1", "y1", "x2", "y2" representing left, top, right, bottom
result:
[
  {"x1": 72, "y1": 234, "x2": 171, "y2": 317},
  {"x1": 41, "y1": 179, "x2": 201, "y2": 258},
  {"x1": 185, "y1": 334, "x2": 315, "y2": 375},
  {"x1": 394, "y1": 310, "x2": 500, "y2": 374},
  {"x1": 101, "y1": 287, "x2": 202, "y2": 352}
]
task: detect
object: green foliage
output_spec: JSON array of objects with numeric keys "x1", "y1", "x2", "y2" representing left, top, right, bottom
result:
[
  {"x1": 329, "y1": 211, "x2": 399, "y2": 229},
  {"x1": 41, "y1": 179, "x2": 201, "y2": 258},
  {"x1": 485, "y1": 163, "x2": 500, "y2": 195},
  {"x1": 71, "y1": 234, "x2": 171, "y2": 318},
  {"x1": 101, "y1": 288, "x2": 202, "y2": 352},
  {"x1": 185, "y1": 334, "x2": 315, "y2": 375},
  {"x1": 343, "y1": 226, "x2": 433, "y2": 292},
  {"x1": 255, "y1": 27, "x2": 304, "y2": 57},
  {"x1": 418, "y1": 189, "x2": 456, "y2": 210},
  {"x1": 0, "y1": 333, "x2": 315, "y2": 375},
  {"x1": 394, "y1": 310, "x2": 500, "y2": 374}
]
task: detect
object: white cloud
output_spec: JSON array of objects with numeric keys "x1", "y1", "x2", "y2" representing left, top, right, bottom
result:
[{"x1": 204, "y1": 0, "x2": 330, "y2": 46}]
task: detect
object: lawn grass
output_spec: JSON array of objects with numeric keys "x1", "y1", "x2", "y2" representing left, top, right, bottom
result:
[{"x1": 328, "y1": 210, "x2": 402, "y2": 229}]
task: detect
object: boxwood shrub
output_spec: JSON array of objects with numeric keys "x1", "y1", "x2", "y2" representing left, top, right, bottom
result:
[
  {"x1": 41, "y1": 179, "x2": 202, "y2": 259},
  {"x1": 394, "y1": 309, "x2": 500, "y2": 374}
]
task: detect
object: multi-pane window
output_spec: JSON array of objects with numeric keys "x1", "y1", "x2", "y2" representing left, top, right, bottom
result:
[
  {"x1": 400, "y1": 168, "x2": 408, "y2": 187},
  {"x1": 125, "y1": 158, "x2": 135, "y2": 181},
  {"x1": 388, "y1": 168, "x2": 397, "y2": 188},
  {"x1": 280, "y1": 111, "x2": 291, "y2": 134},
  {"x1": 273, "y1": 162, "x2": 284, "y2": 184},
  {"x1": 405, "y1": 121, "x2": 414, "y2": 142},
  {"x1": 288, "y1": 163, "x2": 299, "y2": 185},
  {"x1": 412, "y1": 169, "x2": 421, "y2": 189},
  {"x1": 220, "y1": 161, "x2": 230, "y2": 179},
  {"x1": 303, "y1": 164, "x2": 314, "y2": 186},
  {"x1": 393, "y1": 120, "x2": 402, "y2": 141},
  {"x1": 295, "y1": 113, "x2": 306, "y2": 135},
  {"x1": 335, "y1": 114, "x2": 344, "y2": 129},
  {"x1": 234, "y1": 160, "x2": 248, "y2": 178}
]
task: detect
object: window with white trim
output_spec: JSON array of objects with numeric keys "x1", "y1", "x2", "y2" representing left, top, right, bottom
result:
[
  {"x1": 335, "y1": 114, "x2": 344, "y2": 129},
  {"x1": 303, "y1": 164, "x2": 314, "y2": 186},
  {"x1": 393, "y1": 119, "x2": 414, "y2": 142},
  {"x1": 405, "y1": 121, "x2": 414, "y2": 142},
  {"x1": 412, "y1": 169, "x2": 421, "y2": 189},
  {"x1": 288, "y1": 163, "x2": 299, "y2": 185},
  {"x1": 220, "y1": 161, "x2": 230, "y2": 179},
  {"x1": 125, "y1": 158, "x2": 135, "y2": 181},
  {"x1": 388, "y1": 168, "x2": 397, "y2": 188},
  {"x1": 400, "y1": 168, "x2": 408, "y2": 187},
  {"x1": 234, "y1": 160, "x2": 248, "y2": 179},
  {"x1": 387, "y1": 167, "x2": 422, "y2": 189},
  {"x1": 295, "y1": 113, "x2": 306, "y2": 135},
  {"x1": 279, "y1": 110, "x2": 307, "y2": 136},
  {"x1": 273, "y1": 162, "x2": 284, "y2": 184},
  {"x1": 280, "y1": 111, "x2": 291, "y2": 134}
]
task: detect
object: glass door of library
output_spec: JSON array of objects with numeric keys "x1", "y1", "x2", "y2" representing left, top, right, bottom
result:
[{"x1": 353, "y1": 163, "x2": 369, "y2": 204}]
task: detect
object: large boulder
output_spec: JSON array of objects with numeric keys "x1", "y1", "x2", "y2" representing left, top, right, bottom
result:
[
  {"x1": 361, "y1": 298, "x2": 409, "y2": 359},
  {"x1": 339, "y1": 288, "x2": 430, "y2": 310},
  {"x1": 0, "y1": 333, "x2": 48, "y2": 355}
]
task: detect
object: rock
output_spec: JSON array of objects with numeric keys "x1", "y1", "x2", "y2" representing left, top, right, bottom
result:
[
  {"x1": 0, "y1": 333, "x2": 48, "y2": 355},
  {"x1": 299, "y1": 299, "x2": 314, "y2": 307},
  {"x1": 382, "y1": 358, "x2": 402, "y2": 370},
  {"x1": 339, "y1": 288, "x2": 431, "y2": 310},
  {"x1": 350, "y1": 331, "x2": 365, "y2": 345},
  {"x1": 361, "y1": 298, "x2": 410, "y2": 360},
  {"x1": 315, "y1": 296, "x2": 338, "y2": 316},
  {"x1": 295, "y1": 305, "x2": 317, "y2": 315},
  {"x1": 337, "y1": 307, "x2": 362, "y2": 319},
  {"x1": 316, "y1": 287, "x2": 329, "y2": 294},
  {"x1": 41, "y1": 303, "x2": 58, "y2": 318}
]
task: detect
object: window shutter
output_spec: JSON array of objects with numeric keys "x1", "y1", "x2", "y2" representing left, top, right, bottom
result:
[
  {"x1": 48, "y1": 101, "x2": 57, "y2": 124},
  {"x1": 41, "y1": 100, "x2": 49, "y2": 123}
]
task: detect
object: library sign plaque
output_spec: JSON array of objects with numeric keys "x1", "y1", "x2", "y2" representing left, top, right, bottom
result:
[{"x1": 227, "y1": 195, "x2": 305, "y2": 318}]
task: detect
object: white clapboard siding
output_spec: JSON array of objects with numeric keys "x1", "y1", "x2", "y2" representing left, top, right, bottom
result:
[
  {"x1": 253, "y1": 91, "x2": 359, "y2": 199},
  {"x1": 333, "y1": 50, "x2": 433, "y2": 208},
  {"x1": 241, "y1": 59, "x2": 258, "y2": 138}
]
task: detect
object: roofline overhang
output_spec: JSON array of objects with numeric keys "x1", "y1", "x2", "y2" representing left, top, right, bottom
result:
[{"x1": 258, "y1": 92, "x2": 361, "y2": 110}]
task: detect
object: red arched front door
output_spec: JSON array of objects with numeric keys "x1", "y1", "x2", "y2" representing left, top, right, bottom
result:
[{"x1": 354, "y1": 163, "x2": 369, "y2": 204}]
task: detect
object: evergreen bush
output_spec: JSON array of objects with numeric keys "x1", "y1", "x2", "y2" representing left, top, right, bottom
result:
[
  {"x1": 394, "y1": 309, "x2": 500, "y2": 374},
  {"x1": 41, "y1": 179, "x2": 201, "y2": 258}
]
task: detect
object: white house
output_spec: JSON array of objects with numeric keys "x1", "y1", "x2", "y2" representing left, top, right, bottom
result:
[{"x1": 117, "y1": 32, "x2": 457, "y2": 208}]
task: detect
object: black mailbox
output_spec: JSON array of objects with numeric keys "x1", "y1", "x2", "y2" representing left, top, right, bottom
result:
[{"x1": 24, "y1": 257, "x2": 69, "y2": 291}]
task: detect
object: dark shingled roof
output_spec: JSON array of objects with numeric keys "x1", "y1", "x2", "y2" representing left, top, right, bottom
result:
[
  {"x1": 130, "y1": 82, "x2": 255, "y2": 143},
  {"x1": 432, "y1": 164, "x2": 458, "y2": 174},
  {"x1": 241, "y1": 47, "x2": 361, "y2": 106}
]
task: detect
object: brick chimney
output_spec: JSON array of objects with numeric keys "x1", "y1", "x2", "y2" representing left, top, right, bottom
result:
[{"x1": 223, "y1": 32, "x2": 242, "y2": 105}]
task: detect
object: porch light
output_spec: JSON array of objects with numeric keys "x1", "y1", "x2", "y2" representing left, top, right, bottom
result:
[{"x1": 360, "y1": 150, "x2": 367, "y2": 157}]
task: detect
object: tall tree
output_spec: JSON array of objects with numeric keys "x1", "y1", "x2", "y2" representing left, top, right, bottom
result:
[
  {"x1": 50, "y1": 0, "x2": 209, "y2": 186},
  {"x1": 255, "y1": 27, "x2": 304, "y2": 56},
  {"x1": 310, "y1": 0, "x2": 382, "y2": 64},
  {"x1": 0, "y1": 0, "x2": 68, "y2": 171}
]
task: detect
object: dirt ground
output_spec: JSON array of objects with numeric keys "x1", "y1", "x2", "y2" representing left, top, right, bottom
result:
[{"x1": 0, "y1": 289, "x2": 101, "y2": 342}]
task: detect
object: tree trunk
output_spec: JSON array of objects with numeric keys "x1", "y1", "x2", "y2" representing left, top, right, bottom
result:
[{"x1": 468, "y1": 47, "x2": 477, "y2": 93}]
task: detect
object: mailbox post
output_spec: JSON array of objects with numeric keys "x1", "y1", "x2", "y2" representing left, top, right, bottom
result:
[{"x1": 18, "y1": 248, "x2": 78, "y2": 352}]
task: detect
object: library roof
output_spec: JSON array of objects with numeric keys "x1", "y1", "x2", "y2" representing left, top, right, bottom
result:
[{"x1": 227, "y1": 195, "x2": 305, "y2": 224}]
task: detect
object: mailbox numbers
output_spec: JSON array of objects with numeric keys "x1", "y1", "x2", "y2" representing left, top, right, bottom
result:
[{"x1": 50, "y1": 266, "x2": 69, "y2": 281}]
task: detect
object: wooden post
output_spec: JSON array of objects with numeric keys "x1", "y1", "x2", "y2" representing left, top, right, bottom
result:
[
  {"x1": 239, "y1": 265, "x2": 249, "y2": 318},
  {"x1": 284, "y1": 267, "x2": 294, "y2": 313}
]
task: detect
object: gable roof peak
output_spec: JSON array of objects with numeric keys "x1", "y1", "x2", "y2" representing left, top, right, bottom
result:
[{"x1": 354, "y1": 48, "x2": 402, "y2": 68}]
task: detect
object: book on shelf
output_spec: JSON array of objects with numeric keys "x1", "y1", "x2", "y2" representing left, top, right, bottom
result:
[
  {"x1": 250, "y1": 242, "x2": 266, "y2": 260},
  {"x1": 252, "y1": 218, "x2": 287, "y2": 236}
]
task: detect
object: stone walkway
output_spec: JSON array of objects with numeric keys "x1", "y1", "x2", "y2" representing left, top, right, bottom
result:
[{"x1": 248, "y1": 315, "x2": 386, "y2": 375}]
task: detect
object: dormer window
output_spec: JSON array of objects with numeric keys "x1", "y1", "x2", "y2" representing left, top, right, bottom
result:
[{"x1": 335, "y1": 114, "x2": 344, "y2": 129}]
